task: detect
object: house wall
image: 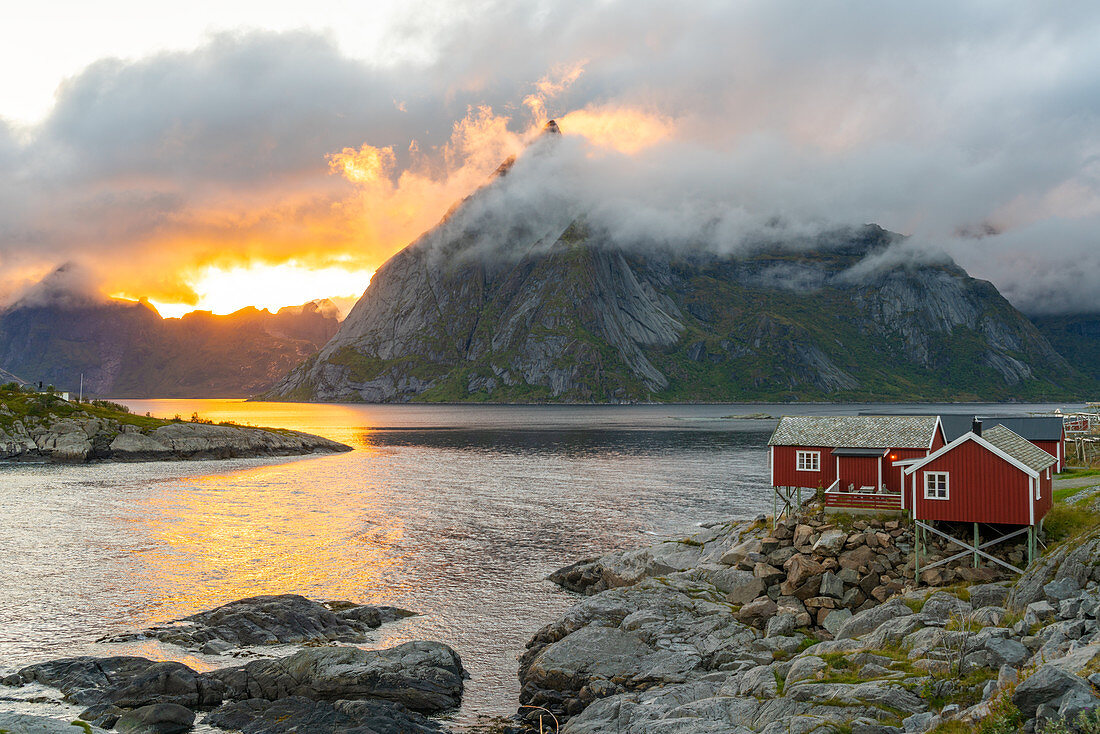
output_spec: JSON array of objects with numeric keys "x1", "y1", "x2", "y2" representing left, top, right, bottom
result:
[
  {"x1": 837, "y1": 456, "x2": 881, "y2": 490},
  {"x1": 931, "y1": 426, "x2": 946, "y2": 451},
  {"x1": 772, "y1": 445, "x2": 836, "y2": 489},
  {"x1": 910, "y1": 440, "x2": 1033, "y2": 525},
  {"x1": 886, "y1": 448, "x2": 929, "y2": 494},
  {"x1": 1032, "y1": 439, "x2": 1062, "y2": 473}
]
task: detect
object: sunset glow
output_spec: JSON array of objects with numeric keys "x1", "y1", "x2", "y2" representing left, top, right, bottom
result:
[{"x1": 121, "y1": 263, "x2": 372, "y2": 318}]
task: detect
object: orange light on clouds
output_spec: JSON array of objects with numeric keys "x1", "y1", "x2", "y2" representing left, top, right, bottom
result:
[
  {"x1": 558, "y1": 107, "x2": 675, "y2": 154},
  {"x1": 128, "y1": 262, "x2": 372, "y2": 318}
]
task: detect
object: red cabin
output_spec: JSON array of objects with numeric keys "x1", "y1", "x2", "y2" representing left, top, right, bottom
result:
[
  {"x1": 903, "y1": 424, "x2": 1056, "y2": 527},
  {"x1": 768, "y1": 416, "x2": 946, "y2": 512}
]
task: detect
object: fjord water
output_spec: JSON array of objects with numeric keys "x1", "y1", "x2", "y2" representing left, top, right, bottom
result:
[{"x1": 0, "y1": 401, "x2": 1079, "y2": 726}]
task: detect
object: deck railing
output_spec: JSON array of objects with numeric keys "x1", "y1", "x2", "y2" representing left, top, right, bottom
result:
[{"x1": 823, "y1": 481, "x2": 903, "y2": 510}]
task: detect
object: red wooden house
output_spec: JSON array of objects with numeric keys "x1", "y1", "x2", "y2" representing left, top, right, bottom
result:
[
  {"x1": 768, "y1": 415, "x2": 946, "y2": 513},
  {"x1": 903, "y1": 423, "x2": 1057, "y2": 573}
]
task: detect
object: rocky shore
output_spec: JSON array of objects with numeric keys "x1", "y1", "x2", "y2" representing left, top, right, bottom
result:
[
  {"x1": 520, "y1": 513, "x2": 1100, "y2": 733},
  {"x1": 1, "y1": 595, "x2": 465, "y2": 733},
  {"x1": 0, "y1": 413, "x2": 350, "y2": 463}
]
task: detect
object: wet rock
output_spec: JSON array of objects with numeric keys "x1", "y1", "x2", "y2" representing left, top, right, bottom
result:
[
  {"x1": 0, "y1": 713, "x2": 110, "y2": 733},
  {"x1": 103, "y1": 594, "x2": 415, "y2": 650},
  {"x1": 115, "y1": 703, "x2": 195, "y2": 734},
  {"x1": 11, "y1": 656, "x2": 219, "y2": 708},
  {"x1": 203, "y1": 696, "x2": 445, "y2": 734},
  {"x1": 209, "y1": 641, "x2": 464, "y2": 712}
]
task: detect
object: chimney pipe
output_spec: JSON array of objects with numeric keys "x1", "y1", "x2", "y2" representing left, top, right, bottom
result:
[{"x1": 972, "y1": 419, "x2": 982, "y2": 437}]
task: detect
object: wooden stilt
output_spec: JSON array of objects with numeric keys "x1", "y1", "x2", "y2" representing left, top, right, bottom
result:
[
  {"x1": 914, "y1": 523, "x2": 921, "y2": 584},
  {"x1": 974, "y1": 523, "x2": 979, "y2": 568}
]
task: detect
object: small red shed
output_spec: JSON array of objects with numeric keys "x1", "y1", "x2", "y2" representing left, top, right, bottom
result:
[
  {"x1": 768, "y1": 415, "x2": 945, "y2": 512},
  {"x1": 904, "y1": 424, "x2": 1055, "y2": 526},
  {"x1": 903, "y1": 424, "x2": 1056, "y2": 574}
]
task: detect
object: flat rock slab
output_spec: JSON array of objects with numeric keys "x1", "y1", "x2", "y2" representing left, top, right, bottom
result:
[
  {"x1": 101, "y1": 594, "x2": 415, "y2": 650},
  {"x1": 203, "y1": 696, "x2": 446, "y2": 734},
  {"x1": 208, "y1": 641, "x2": 466, "y2": 713},
  {"x1": 0, "y1": 713, "x2": 110, "y2": 733}
]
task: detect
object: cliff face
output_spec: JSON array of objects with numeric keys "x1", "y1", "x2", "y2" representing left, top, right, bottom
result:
[
  {"x1": 1032, "y1": 313, "x2": 1100, "y2": 383},
  {"x1": 0, "y1": 297, "x2": 340, "y2": 398},
  {"x1": 266, "y1": 218, "x2": 1086, "y2": 403}
]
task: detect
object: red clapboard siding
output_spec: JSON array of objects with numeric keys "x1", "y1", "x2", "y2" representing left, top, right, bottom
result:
[
  {"x1": 772, "y1": 445, "x2": 836, "y2": 488},
  {"x1": 886, "y1": 448, "x2": 929, "y2": 494},
  {"x1": 1032, "y1": 440, "x2": 1062, "y2": 471},
  {"x1": 911, "y1": 440, "x2": 1034, "y2": 525},
  {"x1": 931, "y1": 425, "x2": 946, "y2": 451},
  {"x1": 837, "y1": 456, "x2": 880, "y2": 490}
]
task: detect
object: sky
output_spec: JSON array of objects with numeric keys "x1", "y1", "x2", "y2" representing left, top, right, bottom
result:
[{"x1": 1, "y1": 0, "x2": 1099, "y2": 317}]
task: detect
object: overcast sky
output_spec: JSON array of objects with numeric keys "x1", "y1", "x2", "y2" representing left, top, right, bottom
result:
[{"x1": 1, "y1": 0, "x2": 1098, "y2": 315}]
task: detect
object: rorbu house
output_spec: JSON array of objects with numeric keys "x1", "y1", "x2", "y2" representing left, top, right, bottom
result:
[
  {"x1": 904, "y1": 421, "x2": 1057, "y2": 573},
  {"x1": 767, "y1": 415, "x2": 946, "y2": 513}
]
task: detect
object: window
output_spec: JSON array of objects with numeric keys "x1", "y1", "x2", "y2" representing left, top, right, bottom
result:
[
  {"x1": 924, "y1": 471, "x2": 949, "y2": 500},
  {"x1": 796, "y1": 451, "x2": 820, "y2": 471}
]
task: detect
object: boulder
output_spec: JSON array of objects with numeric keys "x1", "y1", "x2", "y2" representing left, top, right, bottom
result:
[
  {"x1": 108, "y1": 432, "x2": 173, "y2": 461},
  {"x1": 812, "y1": 529, "x2": 847, "y2": 556},
  {"x1": 739, "y1": 597, "x2": 778, "y2": 625},
  {"x1": 709, "y1": 568, "x2": 765, "y2": 605},
  {"x1": 209, "y1": 641, "x2": 465, "y2": 712},
  {"x1": 792, "y1": 525, "x2": 814, "y2": 548},
  {"x1": 819, "y1": 571, "x2": 844, "y2": 599},
  {"x1": 836, "y1": 599, "x2": 913, "y2": 640},
  {"x1": 721, "y1": 538, "x2": 763, "y2": 566},
  {"x1": 1043, "y1": 577, "x2": 1081, "y2": 605},
  {"x1": 919, "y1": 592, "x2": 972, "y2": 622},
  {"x1": 822, "y1": 608, "x2": 853, "y2": 636},
  {"x1": 1008, "y1": 525, "x2": 1100, "y2": 609},
  {"x1": 765, "y1": 613, "x2": 799, "y2": 638},
  {"x1": 12, "y1": 656, "x2": 223, "y2": 708},
  {"x1": 115, "y1": 703, "x2": 195, "y2": 734},
  {"x1": 1012, "y1": 663, "x2": 1097, "y2": 720}
]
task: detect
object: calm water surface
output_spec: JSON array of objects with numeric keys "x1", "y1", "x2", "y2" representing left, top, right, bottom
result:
[{"x1": 0, "y1": 401, "x2": 1079, "y2": 727}]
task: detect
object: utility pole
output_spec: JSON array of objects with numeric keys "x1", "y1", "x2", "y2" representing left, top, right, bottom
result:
[{"x1": 79, "y1": 373, "x2": 83, "y2": 403}]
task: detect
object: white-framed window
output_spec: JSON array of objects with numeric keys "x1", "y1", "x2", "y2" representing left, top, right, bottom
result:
[
  {"x1": 924, "y1": 471, "x2": 949, "y2": 500},
  {"x1": 796, "y1": 451, "x2": 820, "y2": 472}
]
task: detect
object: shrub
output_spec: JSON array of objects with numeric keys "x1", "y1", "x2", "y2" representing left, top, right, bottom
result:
[{"x1": 91, "y1": 399, "x2": 130, "y2": 414}]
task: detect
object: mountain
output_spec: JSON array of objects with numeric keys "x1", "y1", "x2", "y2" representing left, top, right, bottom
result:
[
  {"x1": 264, "y1": 125, "x2": 1091, "y2": 404},
  {"x1": 0, "y1": 281, "x2": 340, "y2": 397},
  {"x1": 1031, "y1": 314, "x2": 1100, "y2": 384}
]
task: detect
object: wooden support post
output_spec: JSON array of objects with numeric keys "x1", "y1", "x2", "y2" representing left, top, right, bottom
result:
[
  {"x1": 914, "y1": 523, "x2": 921, "y2": 584},
  {"x1": 1027, "y1": 527, "x2": 1034, "y2": 566},
  {"x1": 772, "y1": 491, "x2": 777, "y2": 531},
  {"x1": 974, "y1": 523, "x2": 979, "y2": 568}
]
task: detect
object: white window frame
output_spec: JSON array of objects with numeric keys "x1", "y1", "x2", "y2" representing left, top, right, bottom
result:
[
  {"x1": 796, "y1": 450, "x2": 820, "y2": 472},
  {"x1": 924, "y1": 471, "x2": 949, "y2": 500}
]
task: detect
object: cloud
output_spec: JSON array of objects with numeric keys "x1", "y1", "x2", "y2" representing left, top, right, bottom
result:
[{"x1": 1, "y1": 2, "x2": 1099, "y2": 314}]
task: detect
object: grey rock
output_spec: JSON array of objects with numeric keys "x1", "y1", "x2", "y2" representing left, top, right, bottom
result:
[
  {"x1": 1012, "y1": 663, "x2": 1096, "y2": 720},
  {"x1": 969, "y1": 584, "x2": 1009, "y2": 610},
  {"x1": 813, "y1": 529, "x2": 847, "y2": 555},
  {"x1": 785, "y1": 656, "x2": 827, "y2": 688},
  {"x1": 1044, "y1": 577, "x2": 1081, "y2": 605},
  {"x1": 202, "y1": 696, "x2": 445, "y2": 734},
  {"x1": 0, "y1": 713, "x2": 110, "y2": 733},
  {"x1": 837, "y1": 598, "x2": 913, "y2": 639},
  {"x1": 902, "y1": 711, "x2": 934, "y2": 732},
  {"x1": 983, "y1": 636, "x2": 1029, "y2": 668},
  {"x1": 103, "y1": 594, "x2": 414, "y2": 650},
  {"x1": 12, "y1": 656, "x2": 223, "y2": 708},
  {"x1": 1057, "y1": 686, "x2": 1100, "y2": 723},
  {"x1": 919, "y1": 592, "x2": 972, "y2": 622},
  {"x1": 822, "y1": 608, "x2": 853, "y2": 636},
  {"x1": 765, "y1": 612, "x2": 799, "y2": 638},
  {"x1": 1009, "y1": 525, "x2": 1100, "y2": 609},
  {"x1": 820, "y1": 571, "x2": 844, "y2": 599},
  {"x1": 210, "y1": 642, "x2": 465, "y2": 712},
  {"x1": 115, "y1": 703, "x2": 195, "y2": 734},
  {"x1": 711, "y1": 568, "x2": 765, "y2": 604}
]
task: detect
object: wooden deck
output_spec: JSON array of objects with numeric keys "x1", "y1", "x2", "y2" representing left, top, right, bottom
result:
[{"x1": 823, "y1": 480, "x2": 903, "y2": 512}]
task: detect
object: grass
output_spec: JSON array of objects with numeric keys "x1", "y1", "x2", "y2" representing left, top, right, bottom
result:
[
  {"x1": 1044, "y1": 501, "x2": 1100, "y2": 544},
  {"x1": 1057, "y1": 466, "x2": 1100, "y2": 479}
]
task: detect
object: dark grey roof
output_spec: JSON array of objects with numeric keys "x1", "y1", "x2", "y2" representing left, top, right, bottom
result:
[
  {"x1": 831, "y1": 447, "x2": 890, "y2": 457},
  {"x1": 982, "y1": 425, "x2": 1057, "y2": 472},
  {"x1": 768, "y1": 416, "x2": 939, "y2": 449},
  {"x1": 939, "y1": 414, "x2": 1064, "y2": 442}
]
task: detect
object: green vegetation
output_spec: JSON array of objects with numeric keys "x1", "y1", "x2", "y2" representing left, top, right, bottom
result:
[{"x1": 0, "y1": 384, "x2": 166, "y2": 431}]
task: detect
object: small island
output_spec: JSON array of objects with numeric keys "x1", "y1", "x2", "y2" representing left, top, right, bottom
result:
[{"x1": 0, "y1": 383, "x2": 350, "y2": 463}]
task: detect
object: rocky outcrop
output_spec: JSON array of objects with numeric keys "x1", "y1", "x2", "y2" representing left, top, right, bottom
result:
[
  {"x1": 2, "y1": 596, "x2": 464, "y2": 734},
  {"x1": 1008, "y1": 524, "x2": 1100, "y2": 610},
  {"x1": 524, "y1": 514, "x2": 1100, "y2": 732},
  {"x1": 0, "y1": 411, "x2": 349, "y2": 463},
  {"x1": 0, "y1": 713, "x2": 110, "y2": 733},
  {"x1": 4, "y1": 643, "x2": 464, "y2": 733},
  {"x1": 100, "y1": 594, "x2": 415, "y2": 652}
]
